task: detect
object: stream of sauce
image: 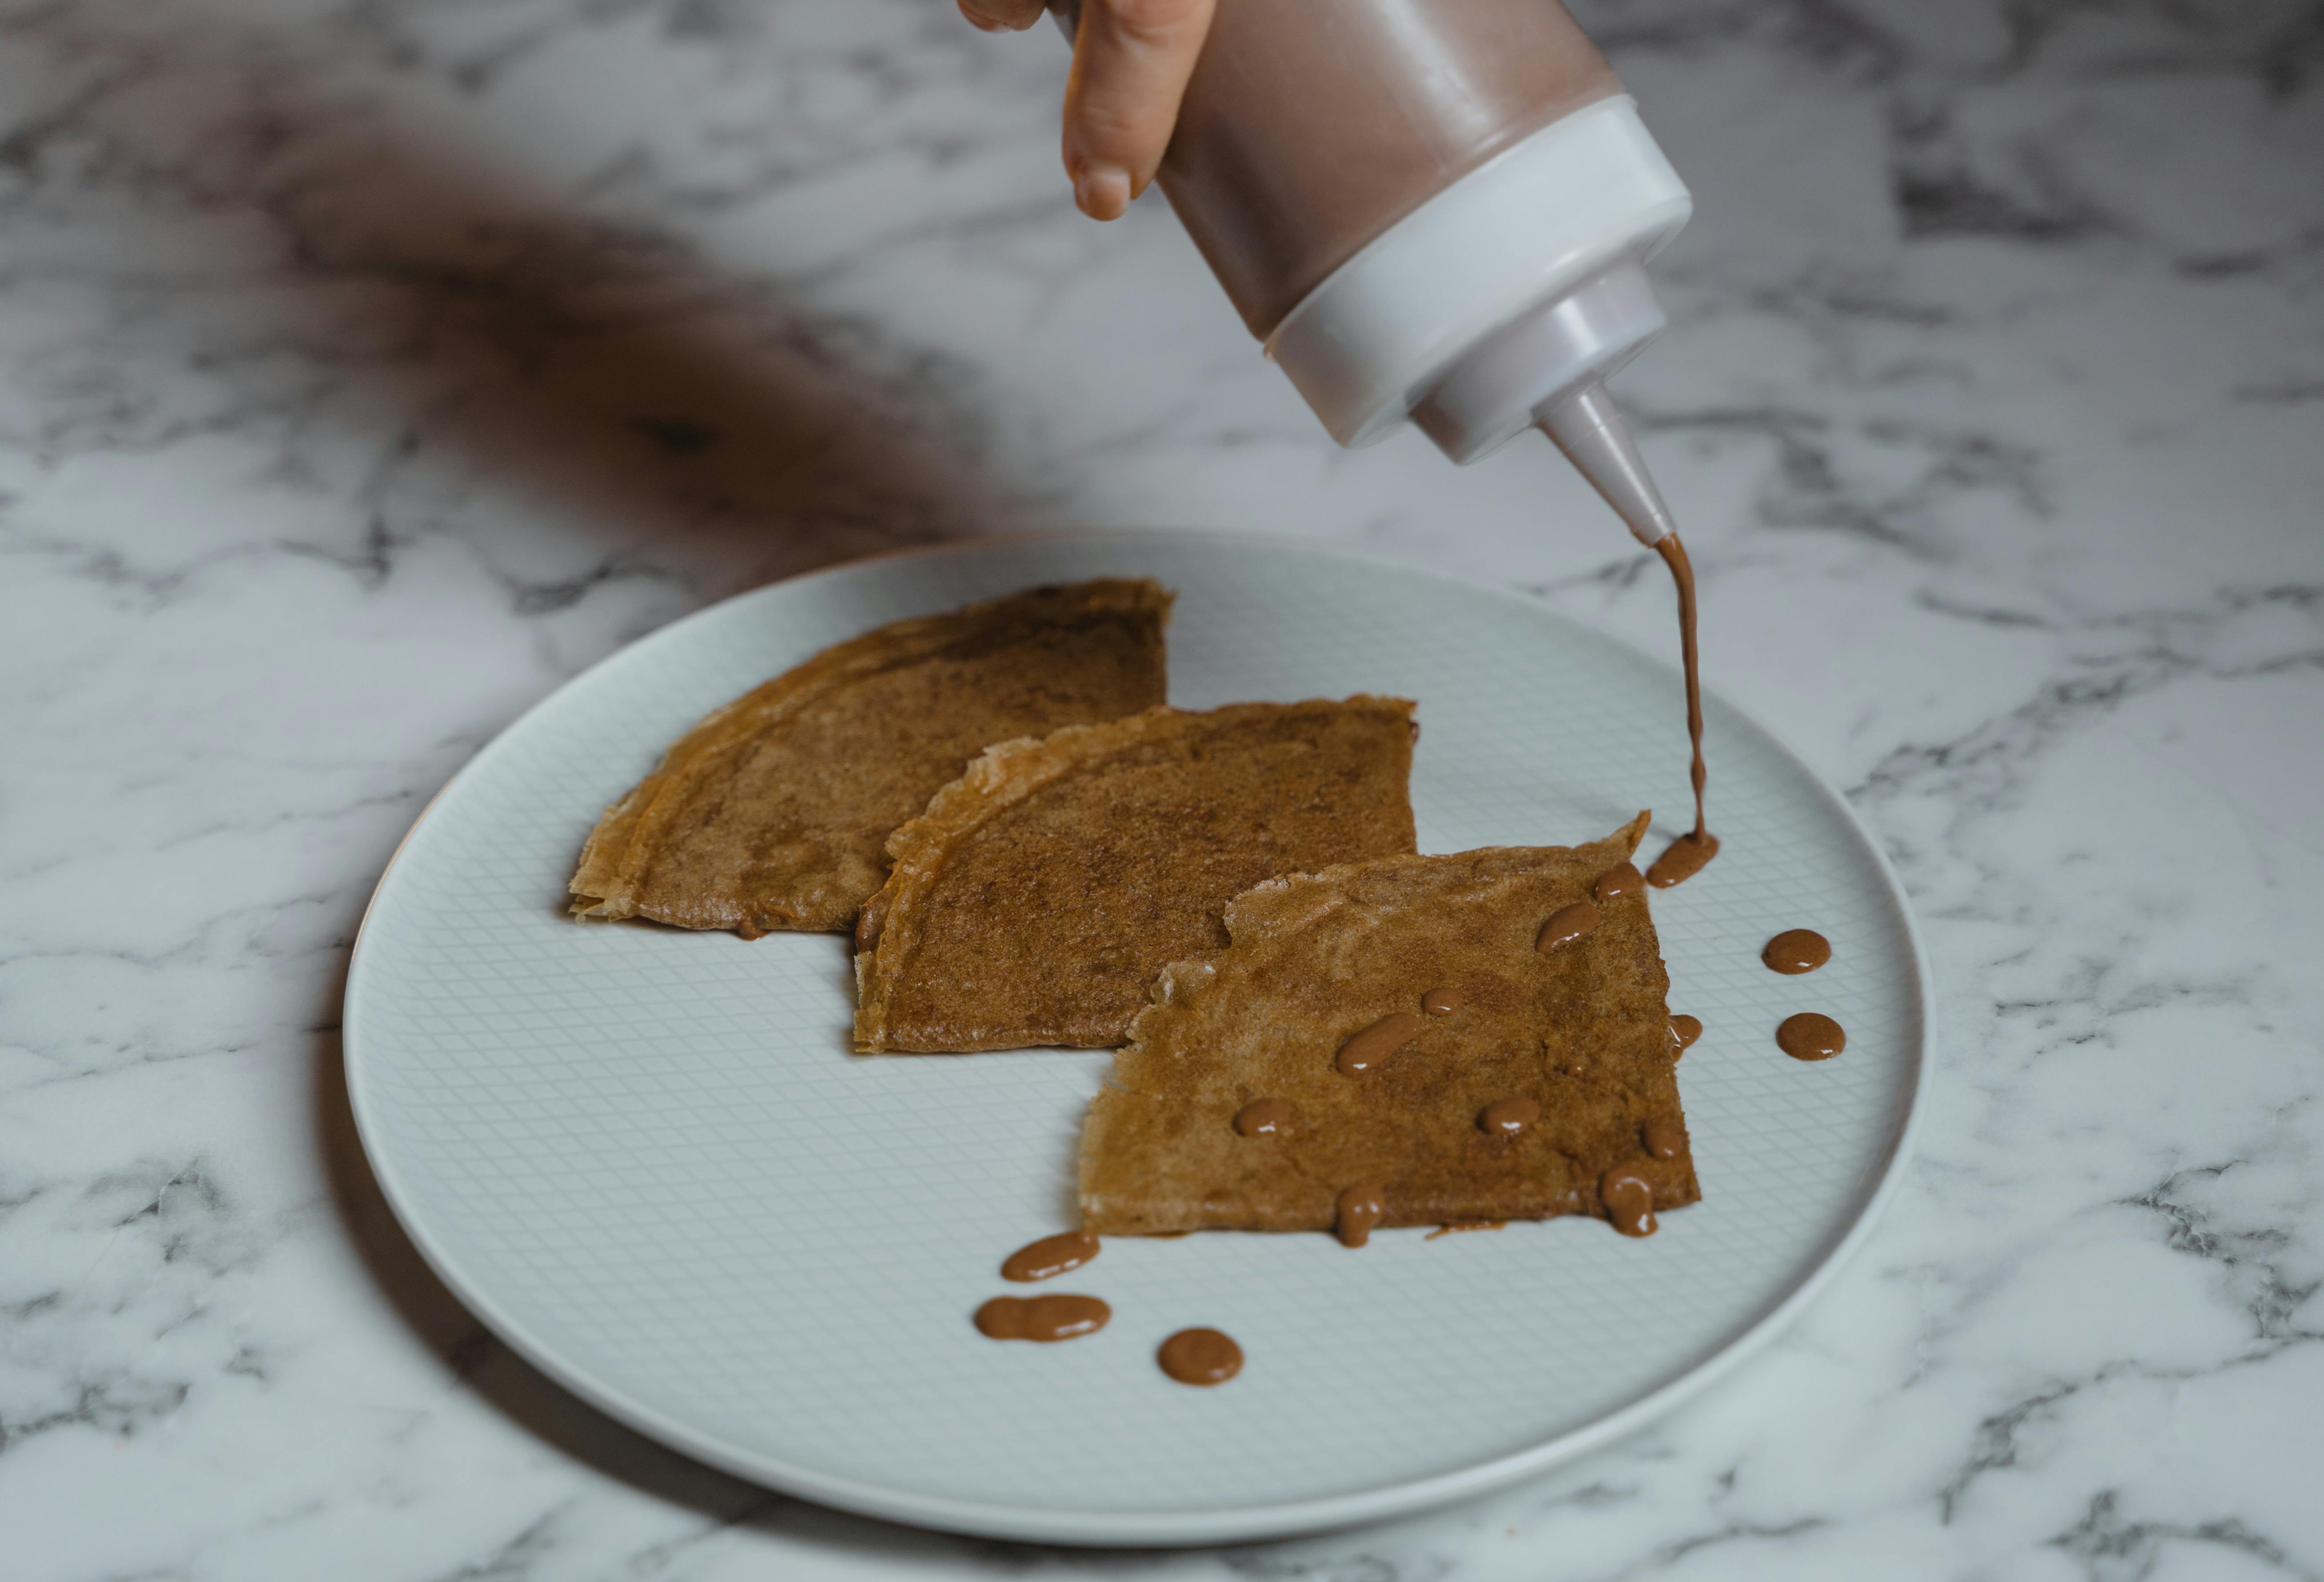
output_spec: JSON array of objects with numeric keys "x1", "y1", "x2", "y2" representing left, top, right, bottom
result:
[{"x1": 1647, "y1": 534, "x2": 1720, "y2": 888}]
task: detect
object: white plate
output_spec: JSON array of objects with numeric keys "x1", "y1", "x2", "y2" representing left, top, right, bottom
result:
[{"x1": 345, "y1": 530, "x2": 1929, "y2": 1546}]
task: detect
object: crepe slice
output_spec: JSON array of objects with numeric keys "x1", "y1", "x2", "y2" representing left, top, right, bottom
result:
[
  {"x1": 1078, "y1": 812, "x2": 1702, "y2": 1238},
  {"x1": 570, "y1": 579, "x2": 1173, "y2": 935},
  {"x1": 853, "y1": 697, "x2": 1419, "y2": 1052}
]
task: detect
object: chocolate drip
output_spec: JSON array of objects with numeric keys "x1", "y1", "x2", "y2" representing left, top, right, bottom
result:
[
  {"x1": 1777, "y1": 1012, "x2": 1846, "y2": 1061},
  {"x1": 1233, "y1": 1098, "x2": 1292, "y2": 1136},
  {"x1": 1592, "y1": 862, "x2": 1644, "y2": 903},
  {"x1": 1763, "y1": 929, "x2": 1831, "y2": 975},
  {"x1": 1337, "y1": 1012, "x2": 1425, "y2": 1076},
  {"x1": 973, "y1": 1294, "x2": 1110, "y2": 1342},
  {"x1": 1157, "y1": 1327, "x2": 1243, "y2": 1386},
  {"x1": 1000, "y1": 1230, "x2": 1100, "y2": 1283},
  {"x1": 1335, "y1": 1184, "x2": 1387, "y2": 1248},
  {"x1": 1600, "y1": 1168, "x2": 1657, "y2": 1237},
  {"x1": 1536, "y1": 901, "x2": 1601, "y2": 953},
  {"x1": 1478, "y1": 1097, "x2": 1541, "y2": 1136}
]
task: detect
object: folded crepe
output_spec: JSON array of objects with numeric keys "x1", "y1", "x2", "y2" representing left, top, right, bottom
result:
[
  {"x1": 570, "y1": 579, "x2": 1172, "y2": 935},
  {"x1": 853, "y1": 697, "x2": 1419, "y2": 1052},
  {"x1": 1078, "y1": 813, "x2": 1701, "y2": 1238}
]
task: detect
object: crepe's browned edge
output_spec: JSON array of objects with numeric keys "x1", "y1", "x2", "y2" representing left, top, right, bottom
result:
[
  {"x1": 1077, "y1": 812, "x2": 1702, "y2": 1237},
  {"x1": 852, "y1": 697, "x2": 1418, "y2": 1052},
  {"x1": 568, "y1": 578, "x2": 1172, "y2": 934}
]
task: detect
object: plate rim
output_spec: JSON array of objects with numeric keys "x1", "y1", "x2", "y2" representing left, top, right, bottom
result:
[{"x1": 343, "y1": 527, "x2": 1933, "y2": 1547}]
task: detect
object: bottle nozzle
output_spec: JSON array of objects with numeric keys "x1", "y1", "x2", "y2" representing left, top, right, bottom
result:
[{"x1": 1537, "y1": 379, "x2": 1675, "y2": 547}]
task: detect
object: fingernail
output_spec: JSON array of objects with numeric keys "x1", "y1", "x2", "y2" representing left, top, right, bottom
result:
[{"x1": 1073, "y1": 162, "x2": 1131, "y2": 221}]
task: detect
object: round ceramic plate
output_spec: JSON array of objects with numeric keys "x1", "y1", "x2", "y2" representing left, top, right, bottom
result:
[{"x1": 345, "y1": 530, "x2": 1928, "y2": 1546}]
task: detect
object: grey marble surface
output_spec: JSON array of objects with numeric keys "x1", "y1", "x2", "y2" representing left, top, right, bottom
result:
[{"x1": 2, "y1": 1, "x2": 2320, "y2": 1577}]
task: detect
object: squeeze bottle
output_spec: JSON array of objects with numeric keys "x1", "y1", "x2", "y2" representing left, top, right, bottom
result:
[{"x1": 1050, "y1": 0, "x2": 1691, "y2": 545}]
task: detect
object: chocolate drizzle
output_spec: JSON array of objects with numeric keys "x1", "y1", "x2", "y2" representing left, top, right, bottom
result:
[
  {"x1": 1421, "y1": 986, "x2": 1464, "y2": 1016},
  {"x1": 1670, "y1": 1013, "x2": 1703, "y2": 1053}
]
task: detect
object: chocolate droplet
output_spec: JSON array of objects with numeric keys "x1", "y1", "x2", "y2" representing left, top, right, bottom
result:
[
  {"x1": 1642, "y1": 1117, "x2": 1685, "y2": 1160},
  {"x1": 1670, "y1": 1014, "x2": 1703, "y2": 1054},
  {"x1": 1536, "y1": 901, "x2": 1601, "y2": 953},
  {"x1": 1335, "y1": 1184, "x2": 1387, "y2": 1248},
  {"x1": 1422, "y1": 986, "x2": 1463, "y2": 1016},
  {"x1": 1337, "y1": 1012, "x2": 1426, "y2": 1076},
  {"x1": 973, "y1": 1294, "x2": 1110, "y2": 1342},
  {"x1": 1762, "y1": 929, "x2": 1832, "y2": 975},
  {"x1": 1777, "y1": 1012, "x2": 1846, "y2": 1061},
  {"x1": 1478, "y1": 1097, "x2": 1540, "y2": 1136},
  {"x1": 1647, "y1": 831, "x2": 1720, "y2": 889},
  {"x1": 1000, "y1": 1229, "x2": 1099, "y2": 1283},
  {"x1": 1157, "y1": 1327, "x2": 1243, "y2": 1386},
  {"x1": 1600, "y1": 1168, "x2": 1657, "y2": 1237},
  {"x1": 1592, "y1": 862, "x2": 1645, "y2": 904},
  {"x1": 1234, "y1": 1098, "x2": 1292, "y2": 1136}
]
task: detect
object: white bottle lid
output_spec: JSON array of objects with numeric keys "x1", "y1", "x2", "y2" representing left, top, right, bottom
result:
[{"x1": 1263, "y1": 95, "x2": 1691, "y2": 540}]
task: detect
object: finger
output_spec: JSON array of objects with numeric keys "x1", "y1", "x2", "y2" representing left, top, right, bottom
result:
[
  {"x1": 957, "y1": 0, "x2": 1045, "y2": 33},
  {"x1": 1061, "y1": 0, "x2": 1215, "y2": 220}
]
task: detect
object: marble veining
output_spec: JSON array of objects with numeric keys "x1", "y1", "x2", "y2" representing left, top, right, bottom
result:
[{"x1": 1, "y1": 0, "x2": 2319, "y2": 1577}]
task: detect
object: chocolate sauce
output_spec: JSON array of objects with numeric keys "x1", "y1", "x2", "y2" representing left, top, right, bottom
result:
[
  {"x1": 1478, "y1": 1097, "x2": 1540, "y2": 1136},
  {"x1": 1234, "y1": 1098, "x2": 1292, "y2": 1136},
  {"x1": 1337, "y1": 1012, "x2": 1425, "y2": 1076},
  {"x1": 1762, "y1": 929, "x2": 1831, "y2": 975},
  {"x1": 1592, "y1": 863, "x2": 1644, "y2": 904},
  {"x1": 974, "y1": 1293, "x2": 1110, "y2": 1342},
  {"x1": 1642, "y1": 1118, "x2": 1685, "y2": 1160},
  {"x1": 1647, "y1": 831, "x2": 1719, "y2": 888},
  {"x1": 1777, "y1": 1012, "x2": 1846, "y2": 1061},
  {"x1": 1001, "y1": 1230, "x2": 1100, "y2": 1283},
  {"x1": 1599, "y1": 1168, "x2": 1657, "y2": 1237},
  {"x1": 1157, "y1": 1327, "x2": 1243, "y2": 1386},
  {"x1": 1536, "y1": 901, "x2": 1601, "y2": 953},
  {"x1": 1335, "y1": 1184, "x2": 1388, "y2": 1248},
  {"x1": 1669, "y1": 1014, "x2": 1703, "y2": 1054},
  {"x1": 1422, "y1": 986, "x2": 1464, "y2": 1016},
  {"x1": 1426, "y1": 1219, "x2": 1507, "y2": 1239},
  {"x1": 1648, "y1": 533, "x2": 1718, "y2": 887}
]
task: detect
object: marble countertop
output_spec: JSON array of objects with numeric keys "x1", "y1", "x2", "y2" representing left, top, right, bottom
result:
[{"x1": 3, "y1": 1, "x2": 2320, "y2": 1577}]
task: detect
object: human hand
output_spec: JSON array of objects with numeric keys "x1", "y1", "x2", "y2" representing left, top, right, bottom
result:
[{"x1": 957, "y1": 0, "x2": 1217, "y2": 221}]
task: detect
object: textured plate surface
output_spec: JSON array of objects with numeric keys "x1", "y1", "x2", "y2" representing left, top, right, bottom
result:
[{"x1": 344, "y1": 531, "x2": 1928, "y2": 1546}]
